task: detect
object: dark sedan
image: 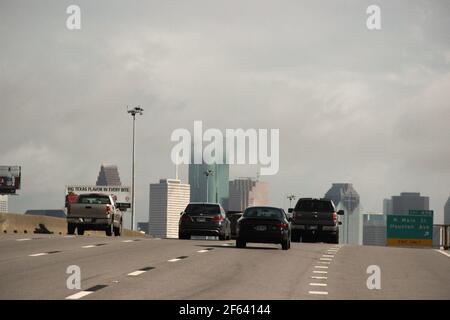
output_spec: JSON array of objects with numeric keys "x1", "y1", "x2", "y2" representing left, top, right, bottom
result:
[
  {"x1": 236, "y1": 206, "x2": 291, "y2": 250},
  {"x1": 179, "y1": 202, "x2": 232, "y2": 240}
]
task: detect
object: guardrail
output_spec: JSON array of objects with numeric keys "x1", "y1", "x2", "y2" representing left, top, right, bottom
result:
[
  {"x1": 0, "y1": 212, "x2": 148, "y2": 238},
  {"x1": 434, "y1": 224, "x2": 450, "y2": 250}
]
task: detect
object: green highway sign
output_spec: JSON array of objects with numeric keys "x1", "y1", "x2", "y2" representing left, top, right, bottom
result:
[
  {"x1": 408, "y1": 210, "x2": 433, "y2": 216},
  {"x1": 387, "y1": 212, "x2": 433, "y2": 247}
]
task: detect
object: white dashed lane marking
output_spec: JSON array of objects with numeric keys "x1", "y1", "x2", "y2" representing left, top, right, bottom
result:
[
  {"x1": 309, "y1": 283, "x2": 327, "y2": 287},
  {"x1": 320, "y1": 258, "x2": 333, "y2": 261},
  {"x1": 313, "y1": 270, "x2": 328, "y2": 274},
  {"x1": 314, "y1": 266, "x2": 328, "y2": 269},
  {"x1": 65, "y1": 291, "x2": 93, "y2": 300},
  {"x1": 82, "y1": 245, "x2": 96, "y2": 249},
  {"x1": 29, "y1": 253, "x2": 47, "y2": 257},
  {"x1": 308, "y1": 291, "x2": 328, "y2": 295},
  {"x1": 128, "y1": 270, "x2": 146, "y2": 276},
  {"x1": 16, "y1": 238, "x2": 32, "y2": 241},
  {"x1": 311, "y1": 276, "x2": 328, "y2": 280},
  {"x1": 65, "y1": 285, "x2": 108, "y2": 300},
  {"x1": 168, "y1": 256, "x2": 188, "y2": 262}
]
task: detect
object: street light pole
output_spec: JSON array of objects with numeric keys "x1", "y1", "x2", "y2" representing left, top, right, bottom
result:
[
  {"x1": 128, "y1": 106, "x2": 143, "y2": 231},
  {"x1": 204, "y1": 169, "x2": 214, "y2": 203}
]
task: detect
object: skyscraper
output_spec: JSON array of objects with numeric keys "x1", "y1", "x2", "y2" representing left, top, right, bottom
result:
[
  {"x1": 383, "y1": 198, "x2": 393, "y2": 215},
  {"x1": 148, "y1": 179, "x2": 190, "y2": 238},
  {"x1": 444, "y1": 196, "x2": 450, "y2": 225},
  {"x1": 362, "y1": 213, "x2": 386, "y2": 246},
  {"x1": 391, "y1": 192, "x2": 429, "y2": 215},
  {"x1": 0, "y1": 195, "x2": 8, "y2": 213},
  {"x1": 96, "y1": 164, "x2": 121, "y2": 186},
  {"x1": 189, "y1": 162, "x2": 229, "y2": 209},
  {"x1": 324, "y1": 183, "x2": 361, "y2": 245},
  {"x1": 228, "y1": 178, "x2": 269, "y2": 211}
]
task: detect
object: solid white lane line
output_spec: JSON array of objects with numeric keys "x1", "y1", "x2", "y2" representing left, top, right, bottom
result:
[
  {"x1": 82, "y1": 245, "x2": 96, "y2": 248},
  {"x1": 168, "y1": 258, "x2": 180, "y2": 262},
  {"x1": 311, "y1": 276, "x2": 328, "y2": 280},
  {"x1": 128, "y1": 270, "x2": 146, "y2": 276},
  {"x1": 16, "y1": 238, "x2": 32, "y2": 241},
  {"x1": 313, "y1": 270, "x2": 328, "y2": 274},
  {"x1": 308, "y1": 291, "x2": 328, "y2": 295},
  {"x1": 29, "y1": 253, "x2": 48, "y2": 257},
  {"x1": 65, "y1": 291, "x2": 93, "y2": 300},
  {"x1": 309, "y1": 283, "x2": 327, "y2": 287},
  {"x1": 320, "y1": 258, "x2": 333, "y2": 261},
  {"x1": 435, "y1": 249, "x2": 450, "y2": 258},
  {"x1": 314, "y1": 266, "x2": 328, "y2": 269}
]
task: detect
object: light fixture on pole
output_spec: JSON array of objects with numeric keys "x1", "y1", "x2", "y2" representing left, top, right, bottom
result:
[
  {"x1": 127, "y1": 106, "x2": 143, "y2": 231},
  {"x1": 287, "y1": 194, "x2": 296, "y2": 208}
]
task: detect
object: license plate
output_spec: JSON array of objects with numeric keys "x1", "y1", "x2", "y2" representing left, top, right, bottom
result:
[
  {"x1": 196, "y1": 218, "x2": 206, "y2": 222},
  {"x1": 308, "y1": 225, "x2": 318, "y2": 230},
  {"x1": 255, "y1": 225, "x2": 267, "y2": 231}
]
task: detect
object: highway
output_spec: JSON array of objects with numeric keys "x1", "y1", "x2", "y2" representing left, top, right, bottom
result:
[{"x1": 0, "y1": 234, "x2": 449, "y2": 300}]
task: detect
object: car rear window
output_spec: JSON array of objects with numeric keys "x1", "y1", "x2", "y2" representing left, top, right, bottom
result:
[
  {"x1": 184, "y1": 204, "x2": 221, "y2": 215},
  {"x1": 295, "y1": 200, "x2": 334, "y2": 212},
  {"x1": 243, "y1": 207, "x2": 282, "y2": 219},
  {"x1": 78, "y1": 194, "x2": 111, "y2": 205}
]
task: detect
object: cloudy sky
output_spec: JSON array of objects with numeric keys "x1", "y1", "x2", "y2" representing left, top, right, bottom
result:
[{"x1": 1, "y1": 0, "x2": 449, "y2": 225}]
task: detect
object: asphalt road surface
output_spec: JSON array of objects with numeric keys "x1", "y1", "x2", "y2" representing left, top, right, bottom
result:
[{"x1": 0, "y1": 234, "x2": 449, "y2": 299}]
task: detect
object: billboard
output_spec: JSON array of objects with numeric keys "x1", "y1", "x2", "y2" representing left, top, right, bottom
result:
[
  {"x1": 0, "y1": 166, "x2": 21, "y2": 195},
  {"x1": 65, "y1": 185, "x2": 131, "y2": 210},
  {"x1": 387, "y1": 210, "x2": 433, "y2": 247}
]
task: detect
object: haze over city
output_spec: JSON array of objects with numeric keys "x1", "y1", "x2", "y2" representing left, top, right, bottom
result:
[{"x1": 1, "y1": 0, "x2": 449, "y2": 225}]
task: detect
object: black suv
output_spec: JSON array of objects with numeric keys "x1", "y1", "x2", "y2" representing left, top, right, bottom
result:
[
  {"x1": 179, "y1": 202, "x2": 231, "y2": 240},
  {"x1": 289, "y1": 198, "x2": 344, "y2": 243}
]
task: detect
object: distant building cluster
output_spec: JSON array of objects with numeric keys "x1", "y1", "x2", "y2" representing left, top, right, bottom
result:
[{"x1": 96, "y1": 164, "x2": 121, "y2": 186}]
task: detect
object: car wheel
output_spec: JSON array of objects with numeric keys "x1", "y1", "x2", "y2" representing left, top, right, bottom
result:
[
  {"x1": 114, "y1": 221, "x2": 122, "y2": 236},
  {"x1": 67, "y1": 223, "x2": 76, "y2": 235},
  {"x1": 291, "y1": 230, "x2": 301, "y2": 242},
  {"x1": 178, "y1": 232, "x2": 189, "y2": 240},
  {"x1": 329, "y1": 232, "x2": 339, "y2": 244},
  {"x1": 77, "y1": 226, "x2": 85, "y2": 236},
  {"x1": 282, "y1": 239, "x2": 289, "y2": 250},
  {"x1": 236, "y1": 239, "x2": 246, "y2": 248},
  {"x1": 105, "y1": 223, "x2": 113, "y2": 236}
]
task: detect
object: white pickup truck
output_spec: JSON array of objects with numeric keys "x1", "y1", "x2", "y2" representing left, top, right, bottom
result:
[{"x1": 67, "y1": 193, "x2": 123, "y2": 236}]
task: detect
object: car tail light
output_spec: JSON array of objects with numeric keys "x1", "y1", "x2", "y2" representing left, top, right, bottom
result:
[
  {"x1": 105, "y1": 205, "x2": 112, "y2": 214},
  {"x1": 332, "y1": 212, "x2": 337, "y2": 223},
  {"x1": 181, "y1": 214, "x2": 191, "y2": 222},
  {"x1": 277, "y1": 223, "x2": 289, "y2": 230},
  {"x1": 212, "y1": 215, "x2": 224, "y2": 221}
]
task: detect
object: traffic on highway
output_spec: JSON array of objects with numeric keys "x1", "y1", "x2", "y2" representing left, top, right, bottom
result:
[{"x1": 1, "y1": 1, "x2": 450, "y2": 317}]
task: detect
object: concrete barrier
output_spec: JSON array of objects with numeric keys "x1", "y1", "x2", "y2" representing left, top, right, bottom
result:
[{"x1": 0, "y1": 213, "x2": 148, "y2": 238}]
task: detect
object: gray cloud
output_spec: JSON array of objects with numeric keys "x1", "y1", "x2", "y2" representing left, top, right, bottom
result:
[{"x1": 1, "y1": 0, "x2": 449, "y2": 224}]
